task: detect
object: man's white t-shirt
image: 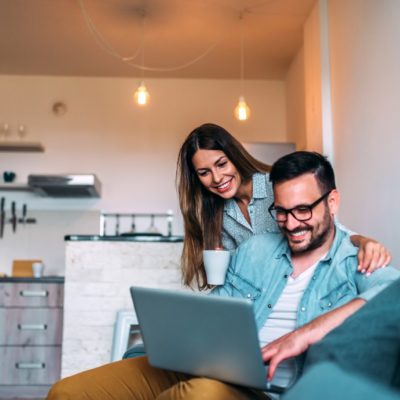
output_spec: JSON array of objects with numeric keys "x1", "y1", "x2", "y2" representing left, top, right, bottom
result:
[{"x1": 258, "y1": 259, "x2": 321, "y2": 389}]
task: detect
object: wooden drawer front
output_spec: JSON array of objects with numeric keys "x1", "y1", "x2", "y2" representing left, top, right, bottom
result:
[
  {"x1": 0, "y1": 308, "x2": 63, "y2": 345},
  {"x1": 0, "y1": 283, "x2": 63, "y2": 307},
  {"x1": 0, "y1": 346, "x2": 61, "y2": 385}
]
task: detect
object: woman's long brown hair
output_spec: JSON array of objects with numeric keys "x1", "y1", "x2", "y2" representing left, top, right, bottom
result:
[{"x1": 176, "y1": 123, "x2": 270, "y2": 290}]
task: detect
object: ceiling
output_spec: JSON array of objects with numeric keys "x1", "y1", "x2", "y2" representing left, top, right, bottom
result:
[{"x1": 0, "y1": 0, "x2": 315, "y2": 80}]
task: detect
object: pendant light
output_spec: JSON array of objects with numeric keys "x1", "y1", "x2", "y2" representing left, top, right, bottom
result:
[
  {"x1": 134, "y1": 11, "x2": 150, "y2": 107},
  {"x1": 134, "y1": 81, "x2": 150, "y2": 106},
  {"x1": 234, "y1": 96, "x2": 251, "y2": 121},
  {"x1": 234, "y1": 12, "x2": 250, "y2": 121}
]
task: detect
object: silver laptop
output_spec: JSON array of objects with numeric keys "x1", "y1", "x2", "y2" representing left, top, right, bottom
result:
[{"x1": 130, "y1": 286, "x2": 281, "y2": 392}]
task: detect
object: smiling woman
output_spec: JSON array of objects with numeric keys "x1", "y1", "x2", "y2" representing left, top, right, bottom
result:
[{"x1": 177, "y1": 123, "x2": 275, "y2": 289}]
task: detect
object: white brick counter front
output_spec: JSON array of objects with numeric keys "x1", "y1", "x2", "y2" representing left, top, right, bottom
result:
[{"x1": 61, "y1": 240, "x2": 183, "y2": 378}]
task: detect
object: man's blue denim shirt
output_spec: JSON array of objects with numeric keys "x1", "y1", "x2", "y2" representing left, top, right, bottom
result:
[{"x1": 214, "y1": 227, "x2": 400, "y2": 331}]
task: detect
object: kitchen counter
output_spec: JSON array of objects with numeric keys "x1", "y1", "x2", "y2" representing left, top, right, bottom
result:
[
  {"x1": 61, "y1": 237, "x2": 183, "y2": 378},
  {"x1": 0, "y1": 276, "x2": 64, "y2": 283},
  {"x1": 65, "y1": 235, "x2": 183, "y2": 242}
]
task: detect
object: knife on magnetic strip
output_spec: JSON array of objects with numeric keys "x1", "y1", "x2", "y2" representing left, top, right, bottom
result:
[
  {"x1": 11, "y1": 201, "x2": 16, "y2": 233},
  {"x1": 0, "y1": 197, "x2": 5, "y2": 238}
]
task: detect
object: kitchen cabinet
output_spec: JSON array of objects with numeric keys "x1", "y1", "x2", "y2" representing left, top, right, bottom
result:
[{"x1": 0, "y1": 277, "x2": 64, "y2": 398}]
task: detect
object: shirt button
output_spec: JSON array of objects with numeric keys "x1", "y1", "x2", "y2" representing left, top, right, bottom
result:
[
  {"x1": 312, "y1": 276, "x2": 316, "y2": 280},
  {"x1": 247, "y1": 294, "x2": 251, "y2": 298},
  {"x1": 267, "y1": 304, "x2": 272, "y2": 309},
  {"x1": 328, "y1": 302, "x2": 332, "y2": 307},
  {"x1": 301, "y1": 307, "x2": 306, "y2": 312}
]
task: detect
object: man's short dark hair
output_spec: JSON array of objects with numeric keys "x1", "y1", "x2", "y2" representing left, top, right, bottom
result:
[{"x1": 269, "y1": 151, "x2": 336, "y2": 193}]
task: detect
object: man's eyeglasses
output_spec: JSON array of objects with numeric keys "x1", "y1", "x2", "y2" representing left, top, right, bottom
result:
[{"x1": 268, "y1": 190, "x2": 332, "y2": 223}]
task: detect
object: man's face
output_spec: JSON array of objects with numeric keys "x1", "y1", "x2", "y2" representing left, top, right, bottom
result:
[{"x1": 273, "y1": 173, "x2": 338, "y2": 254}]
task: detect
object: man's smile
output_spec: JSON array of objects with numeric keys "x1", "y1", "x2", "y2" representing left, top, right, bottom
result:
[{"x1": 284, "y1": 228, "x2": 312, "y2": 242}]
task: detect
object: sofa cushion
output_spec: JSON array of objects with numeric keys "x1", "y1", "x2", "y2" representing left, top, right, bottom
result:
[{"x1": 283, "y1": 362, "x2": 399, "y2": 400}]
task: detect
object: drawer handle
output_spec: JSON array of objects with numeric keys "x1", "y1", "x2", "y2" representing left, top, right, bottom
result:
[
  {"x1": 18, "y1": 323, "x2": 48, "y2": 331},
  {"x1": 19, "y1": 290, "x2": 49, "y2": 297},
  {"x1": 15, "y1": 362, "x2": 46, "y2": 369}
]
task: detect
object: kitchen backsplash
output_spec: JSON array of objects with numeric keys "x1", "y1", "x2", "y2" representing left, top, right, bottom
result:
[{"x1": 0, "y1": 209, "x2": 100, "y2": 276}]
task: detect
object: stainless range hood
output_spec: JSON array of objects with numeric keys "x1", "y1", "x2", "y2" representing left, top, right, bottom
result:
[{"x1": 28, "y1": 174, "x2": 101, "y2": 198}]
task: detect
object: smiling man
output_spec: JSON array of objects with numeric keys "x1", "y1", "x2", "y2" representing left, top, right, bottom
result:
[{"x1": 213, "y1": 151, "x2": 400, "y2": 395}]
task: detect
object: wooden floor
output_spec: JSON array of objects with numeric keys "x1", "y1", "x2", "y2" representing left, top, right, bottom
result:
[{"x1": 0, "y1": 396, "x2": 46, "y2": 399}]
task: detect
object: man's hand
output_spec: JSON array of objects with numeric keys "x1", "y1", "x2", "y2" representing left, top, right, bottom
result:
[
  {"x1": 261, "y1": 298, "x2": 366, "y2": 381},
  {"x1": 261, "y1": 328, "x2": 312, "y2": 381}
]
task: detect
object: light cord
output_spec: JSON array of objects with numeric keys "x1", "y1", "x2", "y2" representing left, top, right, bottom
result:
[
  {"x1": 79, "y1": 0, "x2": 143, "y2": 62},
  {"x1": 240, "y1": 14, "x2": 244, "y2": 94},
  {"x1": 79, "y1": 0, "x2": 278, "y2": 73}
]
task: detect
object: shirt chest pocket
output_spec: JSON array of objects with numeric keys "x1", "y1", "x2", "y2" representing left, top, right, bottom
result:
[
  {"x1": 229, "y1": 274, "x2": 262, "y2": 302},
  {"x1": 319, "y1": 281, "x2": 355, "y2": 311}
]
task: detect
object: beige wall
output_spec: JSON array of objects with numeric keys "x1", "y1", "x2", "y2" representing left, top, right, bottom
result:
[
  {"x1": 0, "y1": 75, "x2": 287, "y2": 274},
  {"x1": 286, "y1": 47, "x2": 306, "y2": 150},
  {"x1": 0, "y1": 75, "x2": 286, "y2": 211},
  {"x1": 328, "y1": 0, "x2": 400, "y2": 265},
  {"x1": 303, "y1": 2, "x2": 323, "y2": 153}
]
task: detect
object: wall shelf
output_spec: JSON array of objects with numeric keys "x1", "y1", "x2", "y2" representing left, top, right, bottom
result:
[
  {"x1": 0, "y1": 184, "x2": 32, "y2": 192},
  {"x1": 0, "y1": 142, "x2": 45, "y2": 152}
]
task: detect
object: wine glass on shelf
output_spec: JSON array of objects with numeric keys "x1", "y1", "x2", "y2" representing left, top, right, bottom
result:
[
  {"x1": 0, "y1": 123, "x2": 10, "y2": 141},
  {"x1": 18, "y1": 124, "x2": 27, "y2": 141}
]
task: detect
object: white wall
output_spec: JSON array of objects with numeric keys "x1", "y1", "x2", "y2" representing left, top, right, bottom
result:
[
  {"x1": 328, "y1": 0, "x2": 400, "y2": 265},
  {"x1": 0, "y1": 210, "x2": 99, "y2": 276},
  {"x1": 0, "y1": 75, "x2": 287, "y2": 274}
]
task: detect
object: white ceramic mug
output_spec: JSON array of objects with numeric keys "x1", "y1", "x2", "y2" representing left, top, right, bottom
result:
[
  {"x1": 32, "y1": 262, "x2": 44, "y2": 278},
  {"x1": 203, "y1": 249, "x2": 230, "y2": 285}
]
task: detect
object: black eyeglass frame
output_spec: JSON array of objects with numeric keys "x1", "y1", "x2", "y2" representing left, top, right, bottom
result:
[{"x1": 268, "y1": 190, "x2": 333, "y2": 223}]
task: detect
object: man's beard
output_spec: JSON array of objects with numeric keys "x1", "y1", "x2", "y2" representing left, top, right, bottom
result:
[{"x1": 282, "y1": 207, "x2": 334, "y2": 254}]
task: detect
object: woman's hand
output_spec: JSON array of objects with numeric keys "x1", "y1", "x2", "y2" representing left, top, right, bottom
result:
[{"x1": 350, "y1": 235, "x2": 391, "y2": 276}]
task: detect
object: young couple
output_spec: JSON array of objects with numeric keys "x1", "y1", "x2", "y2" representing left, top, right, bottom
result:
[{"x1": 47, "y1": 124, "x2": 398, "y2": 399}]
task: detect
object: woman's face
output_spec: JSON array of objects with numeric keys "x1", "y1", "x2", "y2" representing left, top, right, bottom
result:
[{"x1": 191, "y1": 149, "x2": 242, "y2": 199}]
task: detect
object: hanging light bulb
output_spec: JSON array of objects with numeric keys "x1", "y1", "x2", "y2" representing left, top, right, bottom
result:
[
  {"x1": 133, "y1": 10, "x2": 150, "y2": 107},
  {"x1": 134, "y1": 81, "x2": 150, "y2": 106},
  {"x1": 234, "y1": 96, "x2": 251, "y2": 121},
  {"x1": 234, "y1": 12, "x2": 251, "y2": 121}
]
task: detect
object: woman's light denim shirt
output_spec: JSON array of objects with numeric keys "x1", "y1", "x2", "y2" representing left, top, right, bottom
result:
[
  {"x1": 222, "y1": 173, "x2": 278, "y2": 251},
  {"x1": 214, "y1": 227, "x2": 400, "y2": 331}
]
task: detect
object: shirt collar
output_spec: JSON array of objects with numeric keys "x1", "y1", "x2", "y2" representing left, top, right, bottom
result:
[
  {"x1": 225, "y1": 198, "x2": 238, "y2": 216},
  {"x1": 224, "y1": 172, "x2": 267, "y2": 216},
  {"x1": 252, "y1": 172, "x2": 268, "y2": 199}
]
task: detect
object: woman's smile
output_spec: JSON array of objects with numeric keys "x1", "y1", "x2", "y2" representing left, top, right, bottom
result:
[{"x1": 212, "y1": 177, "x2": 233, "y2": 193}]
